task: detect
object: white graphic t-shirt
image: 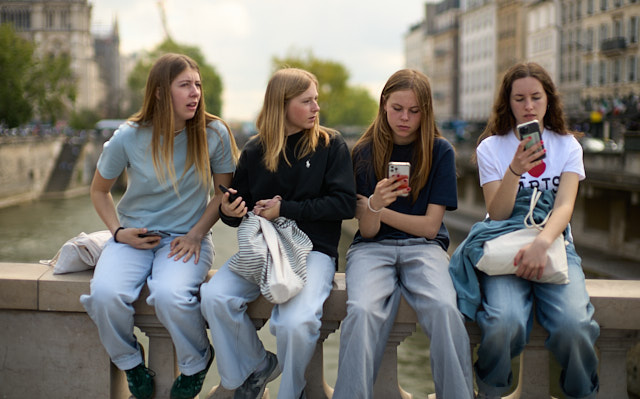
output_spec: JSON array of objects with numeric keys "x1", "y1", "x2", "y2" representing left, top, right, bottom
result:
[{"x1": 476, "y1": 128, "x2": 585, "y2": 192}]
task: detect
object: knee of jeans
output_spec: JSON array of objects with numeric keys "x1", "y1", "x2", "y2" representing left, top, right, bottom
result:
[
  {"x1": 482, "y1": 309, "x2": 527, "y2": 342},
  {"x1": 546, "y1": 314, "x2": 598, "y2": 345},
  {"x1": 87, "y1": 280, "x2": 132, "y2": 308}
]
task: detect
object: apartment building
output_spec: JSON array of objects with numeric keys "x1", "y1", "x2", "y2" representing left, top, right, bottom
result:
[{"x1": 406, "y1": 0, "x2": 640, "y2": 127}]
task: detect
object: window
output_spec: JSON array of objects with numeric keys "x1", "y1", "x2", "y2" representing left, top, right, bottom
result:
[
  {"x1": 613, "y1": 59, "x2": 621, "y2": 83},
  {"x1": 630, "y1": 17, "x2": 639, "y2": 43},
  {"x1": 629, "y1": 56, "x2": 638, "y2": 82},
  {"x1": 586, "y1": 62, "x2": 593, "y2": 86},
  {"x1": 614, "y1": 20, "x2": 623, "y2": 38},
  {"x1": 600, "y1": 24, "x2": 609, "y2": 49},
  {"x1": 600, "y1": 0, "x2": 608, "y2": 11},
  {"x1": 586, "y1": 27, "x2": 594, "y2": 50},
  {"x1": 599, "y1": 60, "x2": 607, "y2": 85},
  {"x1": 588, "y1": 0, "x2": 595, "y2": 14},
  {"x1": 0, "y1": 8, "x2": 31, "y2": 30}
]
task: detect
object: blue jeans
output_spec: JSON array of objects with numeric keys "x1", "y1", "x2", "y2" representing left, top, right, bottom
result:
[
  {"x1": 475, "y1": 243, "x2": 599, "y2": 399},
  {"x1": 80, "y1": 235, "x2": 214, "y2": 375},
  {"x1": 200, "y1": 251, "x2": 335, "y2": 399},
  {"x1": 333, "y1": 238, "x2": 473, "y2": 399}
]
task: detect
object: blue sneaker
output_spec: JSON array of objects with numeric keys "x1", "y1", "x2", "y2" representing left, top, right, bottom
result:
[
  {"x1": 233, "y1": 351, "x2": 280, "y2": 399},
  {"x1": 170, "y1": 345, "x2": 214, "y2": 399}
]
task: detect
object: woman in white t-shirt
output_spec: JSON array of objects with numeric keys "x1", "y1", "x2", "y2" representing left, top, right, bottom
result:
[
  {"x1": 472, "y1": 63, "x2": 599, "y2": 399},
  {"x1": 80, "y1": 53, "x2": 238, "y2": 399}
]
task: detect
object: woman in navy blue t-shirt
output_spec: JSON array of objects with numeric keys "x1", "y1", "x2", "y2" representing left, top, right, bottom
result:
[{"x1": 332, "y1": 69, "x2": 473, "y2": 399}]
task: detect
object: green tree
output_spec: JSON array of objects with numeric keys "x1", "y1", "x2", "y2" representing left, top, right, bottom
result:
[
  {"x1": 271, "y1": 49, "x2": 377, "y2": 128},
  {"x1": 126, "y1": 39, "x2": 224, "y2": 117},
  {"x1": 0, "y1": 24, "x2": 35, "y2": 127},
  {"x1": 0, "y1": 24, "x2": 76, "y2": 127}
]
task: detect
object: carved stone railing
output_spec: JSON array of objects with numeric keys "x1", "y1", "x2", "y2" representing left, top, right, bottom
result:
[{"x1": 0, "y1": 262, "x2": 639, "y2": 398}]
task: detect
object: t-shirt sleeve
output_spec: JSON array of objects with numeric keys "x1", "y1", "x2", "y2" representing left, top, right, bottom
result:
[
  {"x1": 208, "y1": 120, "x2": 236, "y2": 174},
  {"x1": 428, "y1": 139, "x2": 458, "y2": 210},
  {"x1": 562, "y1": 136, "x2": 586, "y2": 180},
  {"x1": 96, "y1": 125, "x2": 130, "y2": 179},
  {"x1": 476, "y1": 137, "x2": 502, "y2": 186}
]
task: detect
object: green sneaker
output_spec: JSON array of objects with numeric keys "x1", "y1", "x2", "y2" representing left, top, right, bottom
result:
[
  {"x1": 125, "y1": 363, "x2": 155, "y2": 399},
  {"x1": 170, "y1": 346, "x2": 214, "y2": 399}
]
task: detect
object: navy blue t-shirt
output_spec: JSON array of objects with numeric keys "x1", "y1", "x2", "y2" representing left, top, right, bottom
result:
[{"x1": 351, "y1": 137, "x2": 458, "y2": 250}]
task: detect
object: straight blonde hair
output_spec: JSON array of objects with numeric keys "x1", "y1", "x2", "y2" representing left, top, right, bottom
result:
[
  {"x1": 255, "y1": 68, "x2": 331, "y2": 172},
  {"x1": 130, "y1": 53, "x2": 238, "y2": 191},
  {"x1": 353, "y1": 69, "x2": 442, "y2": 202}
]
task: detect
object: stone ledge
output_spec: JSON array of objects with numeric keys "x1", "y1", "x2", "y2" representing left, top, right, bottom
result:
[{"x1": 2, "y1": 262, "x2": 640, "y2": 331}]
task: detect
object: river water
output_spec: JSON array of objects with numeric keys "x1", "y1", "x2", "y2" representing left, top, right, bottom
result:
[{"x1": 0, "y1": 194, "x2": 437, "y2": 397}]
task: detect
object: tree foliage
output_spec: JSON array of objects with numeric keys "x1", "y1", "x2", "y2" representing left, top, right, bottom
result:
[
  {"x1": 271, "y1": 49, "x2": 377, "y2": 128},
  {"x1": 126, "y1": 39, "x2": 224, "y2": 117},
  {"x1": 0, "y1": 24, "x2": 76, "y2": 127}
]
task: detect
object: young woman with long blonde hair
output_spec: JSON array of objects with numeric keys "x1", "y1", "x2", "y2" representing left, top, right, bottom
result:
[{"x1": 81, "y1": 53, "x2": 238, "y2": 399}]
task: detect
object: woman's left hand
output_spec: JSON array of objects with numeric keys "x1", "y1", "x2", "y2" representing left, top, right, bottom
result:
[
  {"x1": 168, "y1": 234, "x2": 202, "y2": 264},
  {"x1": 513, "y1": 239, "x2": 550, "y2": 280}
]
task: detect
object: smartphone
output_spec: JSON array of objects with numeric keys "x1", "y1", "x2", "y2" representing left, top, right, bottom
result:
[
  {"x1": 517, "y1": 120, "x2": 546, "y2": 160},
  {"x1": 387, "y1": 162, "x2": 411, "y2": 197},
  {"x1": 218, "y1": 184, "x2": 238, "y2": 202},
  {"x1": 138, "y1": 230, "x2": 170, "y2": 238}
]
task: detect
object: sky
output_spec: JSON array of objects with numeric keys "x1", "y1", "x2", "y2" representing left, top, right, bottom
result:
[{"x1": 90, "y1": 0, "x2": 426, "y2": 122}]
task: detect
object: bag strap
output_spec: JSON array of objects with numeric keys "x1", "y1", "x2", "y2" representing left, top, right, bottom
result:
[{"x1": 524, "y1": 187, "x2": 552, "y2": 230}]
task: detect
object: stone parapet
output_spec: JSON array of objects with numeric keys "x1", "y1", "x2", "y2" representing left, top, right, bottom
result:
[{"x1": 0, "y1": 262, "x2": 639, "y2": 398}]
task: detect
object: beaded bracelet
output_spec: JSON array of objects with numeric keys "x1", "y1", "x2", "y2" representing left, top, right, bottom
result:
[
  {"x1": 367, "y1": 195, "x2": 383, "y2": 213},
  {"x1": 113, "y1": 227, "x2": 125, "y2": 243}
]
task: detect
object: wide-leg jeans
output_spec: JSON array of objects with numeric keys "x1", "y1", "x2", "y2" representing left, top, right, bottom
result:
[
  {"x1": 200, "y1": 250, "x2": 335, "y2": 399},
  {"x1": 475, "y1": 242, "x2": 600, "y2": 399},
  {"x1": 80, "y1": 235, "x2": 214, "y2": 375},
  {"x1": 333, "y1": 238, "x2": 474, "y2": 399}
]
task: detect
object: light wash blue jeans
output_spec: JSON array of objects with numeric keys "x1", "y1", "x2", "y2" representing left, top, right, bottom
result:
[
  {"x1": 200, "y1": 251, "x2": 335, "y2": 399},
  {"x1": 333, "y1": 238, "x2": 474, "y2": 399},
  {"x1": 80, "y1": 235, "x2": 214, "y2": 375},
  {"x1": 475, "y1": 242, "x2": 599, "y2": 399}
]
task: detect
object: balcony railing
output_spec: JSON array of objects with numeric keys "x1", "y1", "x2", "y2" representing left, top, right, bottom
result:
[{"x1": 601, "y1": 37, "x2": 628, "y2": 54}]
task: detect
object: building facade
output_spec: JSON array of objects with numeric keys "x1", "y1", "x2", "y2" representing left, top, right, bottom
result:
[
  {"x1": 0, "y1": 0, "x2": 118, "y2": 119},
  {"x1": 406, "y1": 0, "x2": 640, "y2": 132}
]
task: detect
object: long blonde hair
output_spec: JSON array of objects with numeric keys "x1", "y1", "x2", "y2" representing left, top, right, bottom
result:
[
  {"x1": 255, "y1": 68, "x2": 331, "y2": 172},
  {"x1": 353, "y1": 69, "x2": 442, "y2": 202},
  {"x1": 130, "y1": 53, "x2": 238, "y2": 191}
]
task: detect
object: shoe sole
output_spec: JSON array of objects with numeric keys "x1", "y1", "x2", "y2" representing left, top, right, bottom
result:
[{"x1": 255, "y1": 358, "x2": 281, "y2": 399}]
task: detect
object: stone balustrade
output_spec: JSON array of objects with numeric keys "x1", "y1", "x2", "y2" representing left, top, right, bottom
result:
[{"x1": 0, "y1": 262, "x2": 639, "y2": 398}]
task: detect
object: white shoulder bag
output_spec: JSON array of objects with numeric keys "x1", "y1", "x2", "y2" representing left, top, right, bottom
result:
[{"x1": 475, "y1": 188, "x2": 569, "y2": 284}]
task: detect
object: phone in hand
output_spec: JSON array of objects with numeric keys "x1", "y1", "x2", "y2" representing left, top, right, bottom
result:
[
  {"x1": 138, "y1": 230, "x2": 170, "y2": 238},
  {"x1": 218, "y1": 184, "x2": 238, "y2": 202},
  {"x1": 387, "y1": 161, "x2": 411, "y2": 197},
  {"x1": 517, "y1": 120, "x2": 546, "y2": 160}
]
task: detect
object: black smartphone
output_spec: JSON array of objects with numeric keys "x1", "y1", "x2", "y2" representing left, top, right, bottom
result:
[
  {"x1": 138, "y1": 230, "x2": 170, "y2": 238},
  {"x1": 517, "y1": 120, "x2": 546, "y2": 160},
  {"x1": 218, "y1": 184, "x2": 238, "y2": 202}
]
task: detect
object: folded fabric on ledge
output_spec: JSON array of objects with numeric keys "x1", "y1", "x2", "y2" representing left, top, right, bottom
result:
[{"x1": 40, "y1": 230, "x2": 112, "y2": 274}]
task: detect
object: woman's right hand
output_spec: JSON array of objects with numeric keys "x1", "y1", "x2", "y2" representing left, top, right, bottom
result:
[
  {"x1": 114, "y1": 228, "x2": 163, "y2": 249},
  {"x1": 364, "y1": 176, "x2": 410, "y2": 215},
  {"x1": 220, "y1": 188, "x2": 247, "y2": 218},
  {"x1": 509, "y1": 136, "x2": 546, "y2": 176}
]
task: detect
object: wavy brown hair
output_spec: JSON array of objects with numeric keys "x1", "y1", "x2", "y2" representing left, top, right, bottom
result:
[
  {"x1": 255, "y1": 68, "x2": 331, "y2": 172},
  {"x1": 352, "y1": 69, "x2": 442, "y2": 202},
  {"x1": 130, "y1": 53, "x2": 238, "y2": 191},
  {"x1": 478, "y1": 62, "x2": 576, "y2": 144}
]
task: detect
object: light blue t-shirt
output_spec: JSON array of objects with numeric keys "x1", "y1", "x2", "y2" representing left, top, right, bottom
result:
[{"x1": 97, "y1": 120, "x2": 235, "y2": 233}]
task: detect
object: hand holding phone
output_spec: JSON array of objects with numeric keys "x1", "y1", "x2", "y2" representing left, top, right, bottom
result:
[
  {"x1": 138, "y1": 230, "x2": 170, "y2": 238},
  {"x1": 517, "y1": 120, "x2": 546, "y2": 160},
  {"x1": 219, "y1": 184, "x2": 238, "y2": 202},
  {"x1": 388, "y1": 162, "x2": 411, "y2": 197}
]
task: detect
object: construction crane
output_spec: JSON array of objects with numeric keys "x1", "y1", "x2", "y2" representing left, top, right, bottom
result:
[{"x1": 157, "y1": 0, "x2": 172, "y2": 40}]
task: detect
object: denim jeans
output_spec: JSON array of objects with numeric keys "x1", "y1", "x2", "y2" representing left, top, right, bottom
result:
[
  {"x1": 333, "y1": 238, "x2": 474, "y2": 399},
  {"x1": 80, "y1": 235, "x2": 214, "y2": 375},
  {"x1": 200, "y1": 251, "x2": 335, "y2": 399},
  {"x1": 475, "y1": 242, "x2": 600, "y2": 399}
]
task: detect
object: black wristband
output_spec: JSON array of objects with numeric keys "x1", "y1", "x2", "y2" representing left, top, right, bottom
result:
[
  {"x1": 508, "y1": 164, "x2": 522, "y2": 177},
  {"x1": 113, "y1": 227, "x2": 125, "y2": 243}
]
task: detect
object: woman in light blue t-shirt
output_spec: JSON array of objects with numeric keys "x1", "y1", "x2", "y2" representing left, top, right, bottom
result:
[{"x1": 80, "y1": 53, "x2": 238, "y2": 399}]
